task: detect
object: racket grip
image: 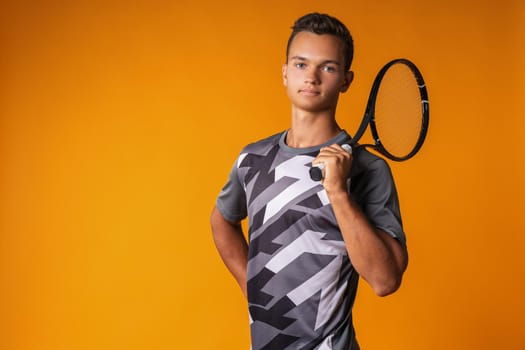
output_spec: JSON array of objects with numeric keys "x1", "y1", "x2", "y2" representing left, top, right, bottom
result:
[{"x1": 309, "y1": 144, "x2": 352, "y2": 181}]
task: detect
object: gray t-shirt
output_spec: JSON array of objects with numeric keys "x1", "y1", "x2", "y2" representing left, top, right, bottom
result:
[{"x1": 216, "y1": 130, "x2": 405, "y2": 350}]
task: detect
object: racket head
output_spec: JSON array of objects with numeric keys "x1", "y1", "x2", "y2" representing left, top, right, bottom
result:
[{"x1": 367, "y1": 58, "x2": 429, "y2": 161}]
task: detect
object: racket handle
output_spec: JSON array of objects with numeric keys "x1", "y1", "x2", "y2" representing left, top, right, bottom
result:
[
  {"x1": 309, "y1": 164, "x2": 324, "y2": 181},
  {"x1": 309, "y1": 144, "x2": 352, "y2": 181}
]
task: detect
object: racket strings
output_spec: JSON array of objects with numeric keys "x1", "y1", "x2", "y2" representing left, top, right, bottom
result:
[{"x1": 374, "y1": 64, "x2": 424, "y2": 158}]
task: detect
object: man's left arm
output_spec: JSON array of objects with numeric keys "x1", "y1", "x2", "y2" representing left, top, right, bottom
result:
[
  {"x1": 313, "y1": 144, "x2": 408, "y2": 297},
  {"x1": 328, "y1": 191, "x2": 407, "y2": 296}
]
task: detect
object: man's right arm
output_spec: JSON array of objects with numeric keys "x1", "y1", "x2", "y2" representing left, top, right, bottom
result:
[{"x1": 210, "y1": 206, "x2": 248, "y2": 298}]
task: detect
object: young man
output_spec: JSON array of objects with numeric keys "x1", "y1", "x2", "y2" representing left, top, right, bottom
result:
[{"x1": 211, "y1": 13, "x2": 408, "y2": 350}]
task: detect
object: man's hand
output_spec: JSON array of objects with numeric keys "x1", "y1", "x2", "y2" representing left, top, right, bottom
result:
[{"x1": 312, "y1": 144, "x2": 353, "y2": 193}]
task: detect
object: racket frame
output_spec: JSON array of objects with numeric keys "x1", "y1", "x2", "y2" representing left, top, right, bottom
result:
[{"x1": 352, "y1": 58, "x2": 429, "y2": 161}]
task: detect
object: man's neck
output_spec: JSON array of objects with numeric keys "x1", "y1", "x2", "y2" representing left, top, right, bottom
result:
[{"x1": 285, "y1": 109, "x2": 341, "y2": 148}]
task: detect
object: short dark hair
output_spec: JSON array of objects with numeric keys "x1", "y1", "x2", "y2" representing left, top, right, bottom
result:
[{"x1": 286, "y1": 12, "x2": 354, "y2": 71}]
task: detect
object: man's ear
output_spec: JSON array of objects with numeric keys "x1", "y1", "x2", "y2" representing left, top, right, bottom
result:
[
  {"x1": 282, "y1": 63, "x2": 288, "y2": 86},
  {"x1": 341, "y1": 71, "x2": 354, "y2": 92}
]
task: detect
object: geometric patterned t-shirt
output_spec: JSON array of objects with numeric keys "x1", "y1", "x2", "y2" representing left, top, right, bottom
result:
[{"x1": 216, "y1": 130, "x2": 405, "y2": 350}]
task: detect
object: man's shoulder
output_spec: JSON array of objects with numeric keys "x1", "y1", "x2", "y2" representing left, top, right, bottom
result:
[
  {"x1": 240, "y1": 131, "x2": 284, "y2": 155},
  {"x1": 351, "y1": 147, "x2": 392, "y2": 176}
]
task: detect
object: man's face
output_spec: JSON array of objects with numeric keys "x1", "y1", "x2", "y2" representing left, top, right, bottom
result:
[{"x1": 283, "y1": 31, "x2": 352, "y2": 114}]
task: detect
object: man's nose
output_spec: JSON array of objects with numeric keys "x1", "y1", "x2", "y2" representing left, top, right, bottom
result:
[{"x1": 304, "y1": 67, "x2": 320, "y2": 84}]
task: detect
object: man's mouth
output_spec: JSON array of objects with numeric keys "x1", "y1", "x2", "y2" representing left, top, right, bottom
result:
[{"x1": 299, "y1": 89, "x2": 320, "y2": 96}]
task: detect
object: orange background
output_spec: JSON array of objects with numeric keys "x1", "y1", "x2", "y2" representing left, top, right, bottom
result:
[{"x1": 1, "y1": 0, "x2": 524, "y2": 349}]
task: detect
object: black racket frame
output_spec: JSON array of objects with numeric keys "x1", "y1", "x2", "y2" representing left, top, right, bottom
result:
[{"x1": 351, "y1": 58, "x2": 429, "y2": 161}]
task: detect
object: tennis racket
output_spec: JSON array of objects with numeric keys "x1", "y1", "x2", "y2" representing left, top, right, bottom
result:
[{"x1": 310, "y1": 58, "x2": 429, "y2": 181}]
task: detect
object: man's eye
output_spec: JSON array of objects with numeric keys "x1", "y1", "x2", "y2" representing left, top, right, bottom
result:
[
  {"x1": 295, "y1": 63, "x2": 306, "y2": 69},
  {"x1": 323, "y1": 66, "x2": 336, "y2": 72}
]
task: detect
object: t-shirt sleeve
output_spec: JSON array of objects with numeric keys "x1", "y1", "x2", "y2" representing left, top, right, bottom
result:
[
  {"x1": 215, "y1": 159, "x2": 247, "y2": 223},
  {"x1": 351, "y1": 157, "x2": 406, "y2": 247}
]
